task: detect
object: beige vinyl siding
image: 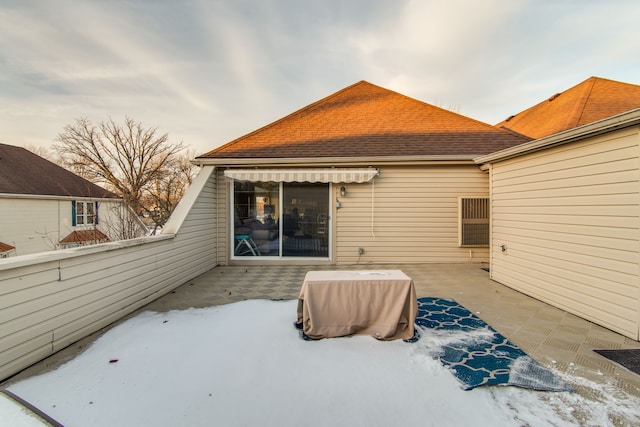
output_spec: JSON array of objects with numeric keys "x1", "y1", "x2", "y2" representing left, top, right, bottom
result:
[
  {"x1": 0, "y1": 170, "x2": 218, "y2": 381},
  {"x1": 216, "y1": 168, "x2": 230, "y2": 265},
  {"x1": 336, "y1": 165, "x2": 490, "y2": 264},
  {"x1": 489, "y1": 128, "x2": 640, "y2": 339},
  {"x1": 0, "y1": 199, "x2": 59, "y2": 255}
]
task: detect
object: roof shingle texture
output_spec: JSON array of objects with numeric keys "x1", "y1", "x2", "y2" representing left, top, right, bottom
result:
[
  {"x1": 496, "y1": 77, "x2": 640, "y2": 139},
  {"x1": 199, "y1": 81, "x2": 530, "y2": 160},
  {"x1": 0, "y1": 242, "x2": 15, "y2": 252},
  {"x1": 59, "y1": 229, "x2": 110, "y2": 244},
  {"x1": 0, "y1": 144, "x2": 119, "y2": 198}
]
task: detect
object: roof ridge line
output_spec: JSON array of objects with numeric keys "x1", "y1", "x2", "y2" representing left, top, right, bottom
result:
[{"x1": 573, "y1": 77, "x2": 598, "y2": 128}]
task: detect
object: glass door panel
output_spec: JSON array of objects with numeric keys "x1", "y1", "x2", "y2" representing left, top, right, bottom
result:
[
  {"x1": 233, "y1": 181, "x2": 280, "y2": 256},
  {"x1": 282, "y1": 183, "x2": 329, "y2": 257}
]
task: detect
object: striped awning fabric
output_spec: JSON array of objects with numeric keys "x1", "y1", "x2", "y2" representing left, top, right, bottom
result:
[{"x1": 223, "y1": 168, "x2": 379, "y2": 183}]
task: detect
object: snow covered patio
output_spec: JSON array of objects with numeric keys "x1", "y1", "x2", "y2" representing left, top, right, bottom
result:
[{"x1": 3, "y1": 263, "x2": 640, "y2": 425}]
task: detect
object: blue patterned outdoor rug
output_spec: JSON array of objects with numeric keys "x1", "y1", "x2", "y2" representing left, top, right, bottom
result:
[{"x1": 415, "y1": 297, "x2": 574, "y2": 392}]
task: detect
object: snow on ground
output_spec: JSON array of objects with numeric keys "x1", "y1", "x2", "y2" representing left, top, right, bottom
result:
[
  {"x1": 0, "y1": 393, "x2": 50, "y2": 427},
  {"x1": 5, "y1": 299, "x2": 640, "y2": 427}
]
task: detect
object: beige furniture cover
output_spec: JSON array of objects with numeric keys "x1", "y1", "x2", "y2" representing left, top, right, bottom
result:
[{"x1": 297, "y1": 270, "x2": 418, "y2": 340}]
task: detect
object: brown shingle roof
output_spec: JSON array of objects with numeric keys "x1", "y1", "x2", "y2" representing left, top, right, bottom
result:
[
  {"x1": 199, "y1": 81, "x2": 530, "y2": 160},
  {"x1": 0, "y1": 242, "x2": 15, "y2": 252},
  {"x1": 496, "y1": 77, "x2": 640, "y2": 139},
  {"x1": 0, "y1": 144, "x2": 119, "y2": 198},
  {"x1": 59, "y1": 229, "x2": 110, "y2": 244}
]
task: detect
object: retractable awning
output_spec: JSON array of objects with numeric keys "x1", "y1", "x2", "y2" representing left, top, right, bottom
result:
[{"x1": 223, "y1": 168, "x2": 379, "y2": 183}]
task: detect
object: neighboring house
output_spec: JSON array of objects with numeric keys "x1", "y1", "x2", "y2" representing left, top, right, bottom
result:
[
  {"x1": 0, "y1": 144, "x2": 146, "y2": 256},
  {"x1": 0, "y1": 241, "x2": 15, "y2": 258},
  {"x1": 194, "y1": 81, "x2": 529, "y2": 265}
]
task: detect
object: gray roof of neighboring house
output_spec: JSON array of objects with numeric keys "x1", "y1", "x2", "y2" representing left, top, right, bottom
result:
[{"x1": 0, "y1": 143, "x2": 119, "y2": 199}]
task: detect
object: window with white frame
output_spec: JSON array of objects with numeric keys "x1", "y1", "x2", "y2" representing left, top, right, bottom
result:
[
  {"x1": 73, "y1": 201, "x2": 98, "y2": 226},
  {"x1": 458, "y1": 197, "x2": 489, "y2": 247}
]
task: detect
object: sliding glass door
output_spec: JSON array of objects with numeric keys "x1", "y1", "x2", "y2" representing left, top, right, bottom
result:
[{"x1": 232, "y1": 181, "x2": 329, "y2": 258}]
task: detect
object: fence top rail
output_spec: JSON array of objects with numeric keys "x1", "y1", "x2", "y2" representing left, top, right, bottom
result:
[{"x1": 0, "y1": 234, "x2": 175, "y2": 271}]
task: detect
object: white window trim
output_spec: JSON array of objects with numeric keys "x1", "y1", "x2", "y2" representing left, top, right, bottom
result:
[{"x1": 75, "y1": 201, "x2": 97, "y2": 227}]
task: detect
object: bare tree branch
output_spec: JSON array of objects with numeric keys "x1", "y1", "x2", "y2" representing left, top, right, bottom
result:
[
  {"x1": 53, "y1": 116, "x2": 188, "y2": 231},
  {"x1": 140, "y1": 149, "x2": 199, "y2": 233}
]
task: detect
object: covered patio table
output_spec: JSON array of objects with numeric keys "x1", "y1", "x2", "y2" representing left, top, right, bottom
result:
[{"x1": 297, "y1": 270, "x2": 418, "y2": 340}]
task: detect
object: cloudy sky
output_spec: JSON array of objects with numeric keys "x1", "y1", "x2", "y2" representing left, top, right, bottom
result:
[{"x1": 1, "y1": 0, "x2": 638, "y2": 156}]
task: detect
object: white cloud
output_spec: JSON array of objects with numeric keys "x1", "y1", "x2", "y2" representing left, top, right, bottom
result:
[{"x1": 0, "y1": 0, "x2": 638, "y2": 153}]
